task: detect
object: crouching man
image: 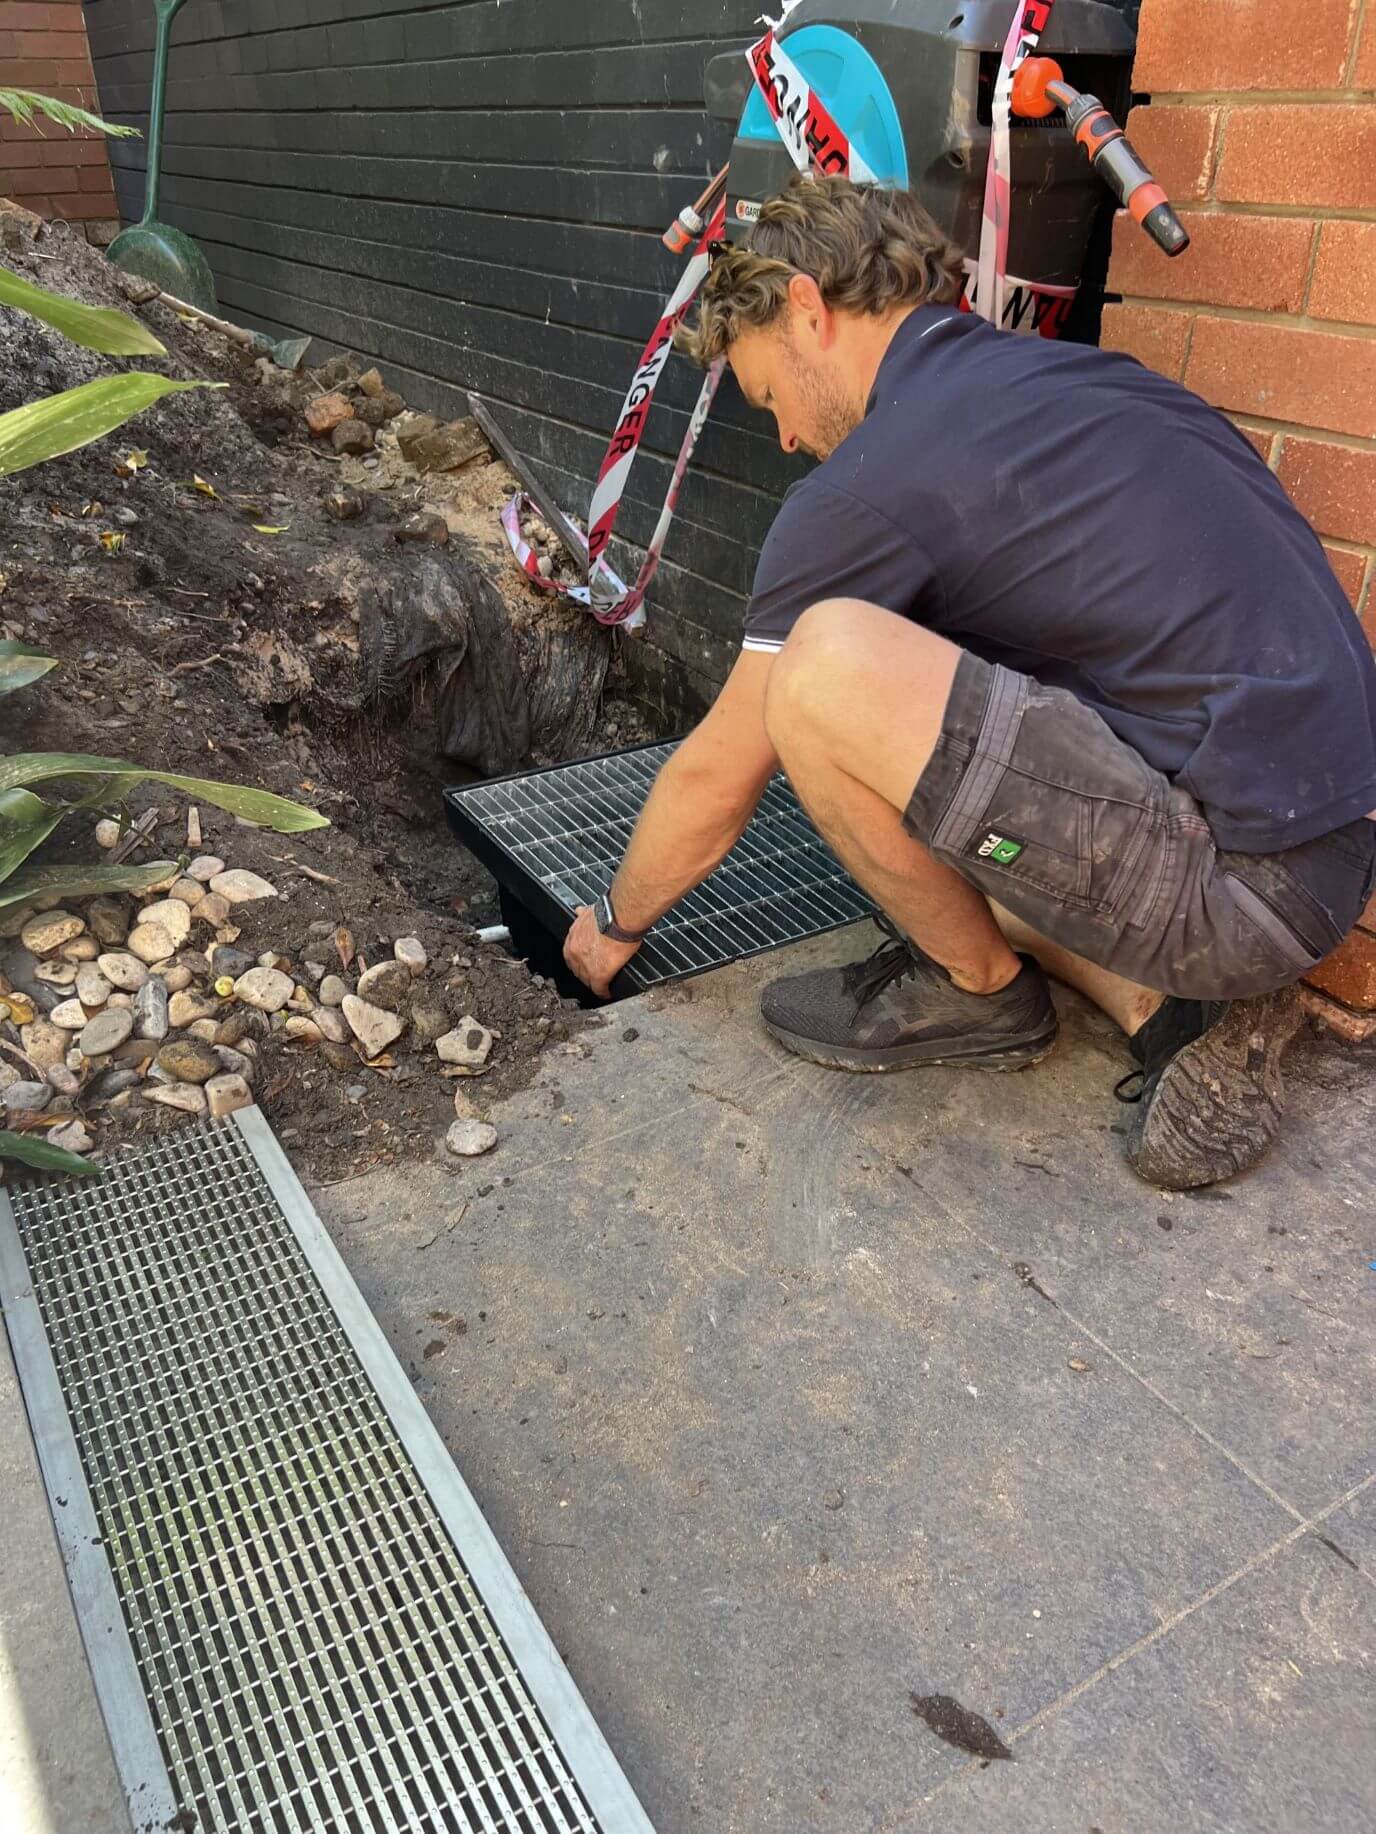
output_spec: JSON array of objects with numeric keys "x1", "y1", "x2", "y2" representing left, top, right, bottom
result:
[{"x1": 566, "y1": 178, "x2": 1376, "y2": 1189}]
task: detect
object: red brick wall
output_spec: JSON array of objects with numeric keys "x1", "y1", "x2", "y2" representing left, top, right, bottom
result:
[
  {"x1": 1101, "y1": 0, "x2": 1376, "y2": 1038},
  {"x1": 0, "y1": 0, "x2": 118, "y2": 238}
]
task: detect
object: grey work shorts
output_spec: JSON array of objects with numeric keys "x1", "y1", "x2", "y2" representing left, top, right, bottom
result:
[{"x1": 903, "y1": 653, "x2": 1376, "y2": 1000}]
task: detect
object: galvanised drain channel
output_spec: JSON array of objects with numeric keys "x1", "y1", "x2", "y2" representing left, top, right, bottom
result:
[
  {"x1": 0, "y1": 1110, "x2": 653, "y2": 1834},
  {"x1": 445, "y1": 741, "x2": 874, "y2": 998}
]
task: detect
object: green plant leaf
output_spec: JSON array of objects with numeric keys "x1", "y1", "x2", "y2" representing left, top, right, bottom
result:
[
  {"x1": 0, "y1": 88, "x2": 139, "y2": 138},
  {"x1": 0, "y1": 789, "x2": 51, "y2": 823},
  {"x1": 0, "y1": 375, "x2": 224, "y2": 478},
  {"x1": 0, "y1": 801, "x2": 65, "y2": 887},
  {"x1": 0, "y1": 1130, "x2": 103, "y2": 1178},
  {"x1": 0, "y1": 640, "x2": 59, "y2": 696},
  {"x1": 0, "y1": 754, "x2": 329, "y2": 831},
  {"x1": 0, "y1": 266, "x2": 167, "y2": 357},
  {"x1": 0, "y1": 859, "x2": 177, "y2": 914}
]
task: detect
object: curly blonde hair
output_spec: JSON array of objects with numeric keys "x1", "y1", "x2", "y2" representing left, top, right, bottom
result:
[{"x1": 676, "y1": 175, "x2": 965, "y2": 367}]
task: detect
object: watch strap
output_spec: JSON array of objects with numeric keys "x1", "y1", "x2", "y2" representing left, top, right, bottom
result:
[{"x1": 595, "y1": 893, "x2": 648, "y2": 944}]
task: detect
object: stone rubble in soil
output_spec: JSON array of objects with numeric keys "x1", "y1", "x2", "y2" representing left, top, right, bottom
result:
[{"x1": 0, "y1": 834, "x2": 563, "y2": 1171}]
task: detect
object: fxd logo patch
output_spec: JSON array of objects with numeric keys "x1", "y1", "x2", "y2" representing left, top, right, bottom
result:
[{"x1": 975, "y1": 830, "x2": 1027, "y2": 867}]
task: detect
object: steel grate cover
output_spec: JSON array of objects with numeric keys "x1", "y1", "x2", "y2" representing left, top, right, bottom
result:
[
  {"x1": 445, "y1": 742, "x2": 874, "y2": 994},
  {"x1": 0, "y1": 1111, "x2": 653, "y2": 1834}
]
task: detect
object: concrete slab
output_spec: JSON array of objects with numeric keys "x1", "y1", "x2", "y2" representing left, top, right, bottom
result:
[
  {"x1": 0, "y1": 1329, "x2": 132, "y2": 1834},
  {"x1": 925, "y1": 1534, "x2": 1376, "y2": 1834},
  {"x1": 767, "y1": 927, "x2": 1376, "y2": 1521},
  {"x1": 313, "y1": 927, "x2": 1372, "y2": 1832}
]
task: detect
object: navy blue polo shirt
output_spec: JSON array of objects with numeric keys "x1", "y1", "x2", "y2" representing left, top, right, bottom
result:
[{"x1": 745, "y1": 305, "x2": 1376, "y2": 853}]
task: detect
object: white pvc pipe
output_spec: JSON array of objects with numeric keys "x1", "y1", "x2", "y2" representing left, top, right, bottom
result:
[{"x1": 476, "y1": 925, "x2": 511, "y2": 946}]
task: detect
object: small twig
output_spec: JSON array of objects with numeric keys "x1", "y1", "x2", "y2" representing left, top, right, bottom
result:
[
  {"x1": 168, "y1": 585, "x2": 211, "y2": 599},
  {"x1": 109, "y1": 807, "x2": 160, "y2": 865},
  {"x1": 269, "y1": 854, "x2": 340, "y2": 887},
  {"x1": 170, "y1": 651, "x2": 225, "y2": 676}
]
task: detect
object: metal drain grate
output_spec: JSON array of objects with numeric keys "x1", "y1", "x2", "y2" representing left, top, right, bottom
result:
[
  {"x1": 0, "y1": 1111, "x2": 653, "y2": 1834},
  {"x1": 445, "y1": 742, "x2": 873, "y2": 994}
]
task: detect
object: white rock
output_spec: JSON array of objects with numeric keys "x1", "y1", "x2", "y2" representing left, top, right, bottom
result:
[
  {"x1": 394, "y1": 937, "x2": 427, "y2": 975},
  {"x1": 187, "y1": 1019, "x2": 220, "y2": 1042},
  {"x1": 436, "y1": 1016, "x2": 493, "y2": 1070},
  {"x1": 0, "y1": 1063, "x2": 19, "y2": 1092},
  {"x1": 168, "y1": 990, "x2": 219, "y2": 1028},
  {"x1": 79, "y1": 1009, "x2": 134, "y2": 1057},
  {"x1": 209, "y1": 870, "x2": 278, "y2": 905},
  {"x1": 319, "y1": 975, "x2": 349, "y2": 1007},
  {"x1": 162, "y1": 964, "x2": 194, "y2": 993},
  {"x1": 342, "y1": 995, "x2": 404, "y2": 1058},
  {"x1": 145, "y1": 1083, "x2": 208, "y2": 1114},
  {"x1": 133, "y1": 978, "x2": 170, "y2": 1041},
  {"x1": 76, "y1": 965, "x2": 112, "y2": 1007},
  {"x1": 138, "y1": 898, "x2": 192, "y2": 949},
  {"x1": 46, "y1": 1063, "x2": 80, "y2": 1095},
  {"x1": 58, "y1": 935, "x2": 101, "y2": 962},
  {"x1": 196, "y1": 893, "x2": 231, "y2": 927},
  {"x1": 284, "y1": 1016, "x2": 321, "y2": 1043},
  {"x1": 49, "y1": 999, "x2": 89, "y2": 1032},
  {"x1": 314, "y1": 1008, "x2": 349, "y2": 1044},
  {"x1": 20, "y1": 910, "x2": 84, "y2": 956},
  {"x1": 234, "y1": 966, "x2": 294, "y2": 1013},
  {"x1": 34, "y1": 960, "x2": 77, "y2": 987},
  {"x1": 446, "y1": 1118, "x2": 497, "y2": 1158},
  {"x1": 356, "y1": 960, "x2": 411, "y2": 1012},
  {"x1": 127, "y1": 921, "x2": 174, "y2": 965},
  {"x1": 48, "y1": 1119, "x2": 93, "y2": 1155},
  {"x1": 187, "y1": 855, "x2": 226, "y2": 882},
  {"x1": 2, "y1": 1081, "x2": 51, "y2": 1114},
  {"x1": 95, "y1": 818, "x2": 122, "y2": 849},
  {"x1": 169, "y1": 877, "x2": 206, "y2": 906},
  {"x1": 97, "y1": 951, "x2": 147, "y2": 991},
  {"x1": 108, "y1": 992, "x2": 133, "y2": 1010},
  {"x1": 205, "y1": 1072, "x2": 253, "y2": 1118},
  {"x1": 20, "y1": 1018, "x2": 67, "y2": 1071}
]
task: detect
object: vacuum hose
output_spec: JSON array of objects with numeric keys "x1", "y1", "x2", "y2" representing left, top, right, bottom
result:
[{"x1": 1012, "y1": 58, "x2": 1190, "y2": 259}]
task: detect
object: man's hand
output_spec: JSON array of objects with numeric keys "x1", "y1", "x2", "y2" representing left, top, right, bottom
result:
[{"x1": 563, "y1": 904, "x2": 642, "y2": 999}]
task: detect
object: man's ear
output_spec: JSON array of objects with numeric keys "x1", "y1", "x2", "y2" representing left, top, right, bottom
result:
[{"x1": 786, "y1": 272, "x2": 833, "y2": 350}]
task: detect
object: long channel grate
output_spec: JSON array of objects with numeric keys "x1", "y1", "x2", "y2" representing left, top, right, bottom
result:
[
  {"x1": 0, "y1": 1112, "x2": 653, "y2": 1834},
  {"x1": 445, "y1": 742, "x2": 874, "y2": 992}
]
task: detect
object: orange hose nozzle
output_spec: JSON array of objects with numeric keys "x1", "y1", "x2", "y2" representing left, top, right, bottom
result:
[{"x1": 1011, "y1": 55, "x2": 1063, "y2": 119}]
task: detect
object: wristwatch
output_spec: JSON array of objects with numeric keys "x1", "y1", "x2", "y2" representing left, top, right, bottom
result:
[{"x1": 593, "y1": 893, "x2": 648, "y2": 944}]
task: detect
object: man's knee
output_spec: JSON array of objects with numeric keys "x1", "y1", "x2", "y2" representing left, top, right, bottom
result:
[{"x1": 763, "y1": 599, "x2": 890, "y2": 745}]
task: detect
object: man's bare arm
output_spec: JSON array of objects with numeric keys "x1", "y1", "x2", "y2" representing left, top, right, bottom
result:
[{"x1": 564, "y1": 650, "x2": 777, "y2": 994}]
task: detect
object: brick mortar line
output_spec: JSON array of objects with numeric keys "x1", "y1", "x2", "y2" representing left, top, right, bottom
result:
[
  {"x1": 1143, "y1": 88, "x2": 1376, "y2": 105},
  {"x1": 1111, "y1": 293, "x2": 1376, "y2": 338},
  {"x1": 1222, "y1": 415, "x2": 1376, "y2": 452},
  {"x1": 909, "y1": 1471, "x2": 1376, "y2": 1823},
  {"x1": 1160, "y1": 201, "x2": 1376, "y2": 224},
  {"x1": 1345, "y1": 0, "x2": 1371, "y2": 87}
]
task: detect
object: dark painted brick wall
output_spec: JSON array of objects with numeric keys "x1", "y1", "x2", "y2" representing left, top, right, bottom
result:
[
  {"x1": 82, "y1": 0, "x2": 789, "y2": 718},
  {"x1": 83, "y1": 0, "x2": 1135, "y2": 721}
]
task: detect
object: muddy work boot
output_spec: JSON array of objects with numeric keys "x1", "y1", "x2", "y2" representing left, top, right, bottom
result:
[
  {"x1": 1120, "y1": 989, "x2": 1305, "y2": 1189},
  {"x1": 760, "y1": 919, "x2": 1059, "y2": 1073}
]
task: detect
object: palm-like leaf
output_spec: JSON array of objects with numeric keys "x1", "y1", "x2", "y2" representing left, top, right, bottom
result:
[
  {"x1": 0, "y1": 754, "x2": 329, "y2": 831},
  {"x1": 0, "y1": 374, "x2": 222, "y2": 477},
  {"x1": 0, "y1": 268, "x2": 167, "y2": 357},
  {"x1": 0, "y1": 1130, "x2": 103, "y2": 1178},
  {"x1": 0, "y1": 88, "x2": 138, "y2": 138},
  {"x1": 0, "y1": 860, "x2": 177, "y2": 914},
  {"x1": 0, "y1": 641, "x2": 59, "y2": 696}
]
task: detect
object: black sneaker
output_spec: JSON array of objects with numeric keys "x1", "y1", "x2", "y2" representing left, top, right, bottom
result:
[
  {"x1": 760, "y1": 918, "x2": 1059, "y2": 1073},
  {"x1": 1119, "y1": 990, "x2": 1304, "y2": 1189}
]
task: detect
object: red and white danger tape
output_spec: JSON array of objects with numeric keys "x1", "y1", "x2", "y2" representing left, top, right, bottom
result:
[
  {"x1": 499, "y1": 4, "x2": 1053, "y2": 629},
  {"x1": 978, "y1": 1, "x2": 1060, "y2": 332}
]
